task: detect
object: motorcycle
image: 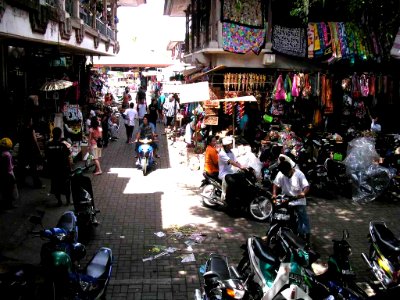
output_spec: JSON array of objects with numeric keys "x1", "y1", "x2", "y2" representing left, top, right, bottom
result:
[
  {"x1": 194, "y1": 253, "x2": 246, "y2": 300},
  {"x1": 236, "y1": 235, "x2": 312, "y2": 300},
  {"x1": 137, "y1": 138, "x2": 155, "y2": 176},
  {"x1": 29, "y1": 213, "x2": 113, "y2": 299},
  {"x1": 320, "y1": 229, "x2": 369, "y2": 298},
  {"x1": 361, "y1": 221, "x2": 400, "y2": 289},
  {"x1": 264, "y1": 194, "x2": 299, "y2": 247},
  {"x1": 200, "y1": 168, "x2": 273, "y2": 221},
  {"x1": 71, "y1": 166, "x2": 100, "y2": 229}
]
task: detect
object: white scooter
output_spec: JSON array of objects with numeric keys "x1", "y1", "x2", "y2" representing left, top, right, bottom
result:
[{"x1": 237, "y1": 236, "x2": 312, "y2": 300}]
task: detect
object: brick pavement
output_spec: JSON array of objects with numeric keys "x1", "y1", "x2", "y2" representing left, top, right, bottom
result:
[{"x1": 1, "y1": 120, "x2": 400, "y2": 299}]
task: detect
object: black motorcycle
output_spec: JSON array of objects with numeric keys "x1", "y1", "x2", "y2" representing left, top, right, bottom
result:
[
  {"x1": 200, "y1": 168, "x2": 273, "y2": 221},
  {"x1": 194, "y1": 253, "x2": 246, "y2": 300},
  {"x1": 71, "y1": 166, "x2": 100, "y2": 230}
]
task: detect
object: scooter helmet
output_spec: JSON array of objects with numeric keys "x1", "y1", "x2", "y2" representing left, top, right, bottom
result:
[{"x1": 0, "y1": 137, "x2": 12, "y2": 150}]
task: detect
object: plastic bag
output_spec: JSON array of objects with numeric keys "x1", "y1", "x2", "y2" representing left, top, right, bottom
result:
[{"x1": 343, "y1": 137, "x2": 391, "y2": 203}]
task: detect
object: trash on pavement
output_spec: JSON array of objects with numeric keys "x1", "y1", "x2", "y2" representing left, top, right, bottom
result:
[
  {"x1": 199, "y1": 264, "x2": 206, "y2": 274},
  {"x1": 181, "y1": 253, "x2": 196, "y2": 263},
  {"x1": 154, "y1": 231, "x2": 166, "y2": 237}
]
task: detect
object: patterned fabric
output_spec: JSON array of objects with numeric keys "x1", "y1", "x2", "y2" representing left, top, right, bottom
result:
[
  {"x1": 222, "y1": 22, "x2": 266, "y2": 54},
  {"x1": 221, "y1": 0, "x2": 264, "y2": 28},
  {"x1": 272, "y1": 25, "x2": 307, "y2": 57}
]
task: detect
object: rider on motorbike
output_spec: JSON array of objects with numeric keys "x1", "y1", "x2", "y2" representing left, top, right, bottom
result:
[
  {"x1": 272, "y1": 160, "x2": 311, "y2": 243},
  {"x1": 204, "y1": 135, "x2": 219, "y2": 179},
  {"x1": 135, "y1": 115, "x2": 160, "y2": 158},
  {"x1": 218, "y1": 136, "x2": 246, "y2": 206}
]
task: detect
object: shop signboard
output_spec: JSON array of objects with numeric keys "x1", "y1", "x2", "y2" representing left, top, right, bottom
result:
[{"x1": 179, "y1": 81, "x2": 210, "y2": 103}]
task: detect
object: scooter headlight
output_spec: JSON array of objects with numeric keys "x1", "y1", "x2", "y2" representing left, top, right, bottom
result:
[
  {"x1": 225, "y1": 279, "x2": 245, "y2": 299},
  {"x1": 226, "y1": 287, "x2": 245, "y2": 299}
]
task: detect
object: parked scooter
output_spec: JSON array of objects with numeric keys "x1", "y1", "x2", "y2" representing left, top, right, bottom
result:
[
  {"x1": 200, "y1": 168, "x2": 273, "y2": 221},
  {"x1": 137, "y1": 138, "x2": 155, "y2": 176},
  {"x1": 236, "y1": 235, "x2": 312, "y2": 300},
  {"x1": 194, "y1": 253, "x2": 246, "y2": 300},
  {"x1": 71, "y1": 166, "x2": 100, "y2": 229},
  {"x1": 29, "y1": 212, "x2": 113, "y2": 299},
  {"x1": 362, "y1": 221, "x2": 400, "y2": 289}
]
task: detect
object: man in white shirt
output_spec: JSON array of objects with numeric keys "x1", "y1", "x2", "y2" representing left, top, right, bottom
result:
[
  {"x1": 218, "y1": 136, "x2": 245, "y2": 205},
  {"x1": 272, "y1": 161, "x2": 311, "y2": 242},
  {"x1": 123, "y1": 102, "x2": 137, "y2": 144}
]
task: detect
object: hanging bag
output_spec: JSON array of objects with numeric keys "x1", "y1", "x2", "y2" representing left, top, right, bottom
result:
[
  {"x1": 272, "y1": 75, "x2": 286, "y2": 100},
  {"x1": 284, "y1": 74, "x2": 293, "y2": 102},
  {"x1": 291, "y1": 74, "x2": 300, "y2": 97},
  {"x1": 390, "y1": 27, "x2": 400, "y2": 59}
]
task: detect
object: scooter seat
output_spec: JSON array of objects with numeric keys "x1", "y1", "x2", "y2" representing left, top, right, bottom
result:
[
  {"x1": 252, "y1": 237, "x2": 279, "y2": 266},
  {"x1": 372, "y1": 222, "x2": 400, "y2": 254},
  {"x1": 203, "y1": 172, "x2": 222, "y2": 185},
  {"x1": 86, "y1": 247, "x2": 112, "y2": 279},
  {"x1": 205, "y1": 254, "x2": 230, "y2": 280}
]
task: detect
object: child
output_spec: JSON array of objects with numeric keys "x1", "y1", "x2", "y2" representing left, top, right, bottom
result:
[{"x1": 0, "y1": 137, "x2": 18, "y2": 209}]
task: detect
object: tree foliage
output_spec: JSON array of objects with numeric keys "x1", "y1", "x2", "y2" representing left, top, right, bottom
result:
[{"x1": 290, "y1": 0, "x2": 400, "y2": 39}]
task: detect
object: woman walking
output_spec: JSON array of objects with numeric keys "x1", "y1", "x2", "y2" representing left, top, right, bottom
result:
[{"x1": 89, "y1": 117, "x2": 103, "y2": 175}]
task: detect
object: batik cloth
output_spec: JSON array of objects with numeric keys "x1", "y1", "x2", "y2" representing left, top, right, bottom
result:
[
  {"x1": 272, "y1": 25, "x2": 307, "y2": 57},
  {"x1": 222, "y1": 22, "x2": 267, "y2": 54}
]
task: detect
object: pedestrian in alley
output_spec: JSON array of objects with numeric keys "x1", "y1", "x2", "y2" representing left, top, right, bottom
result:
[
  {"x1": 148, "y1": 97, "x2": 158, "y2": 128},
  {"x1": 101, "y1": 108, "x2": 111, "y2": 148},
  {"x1": 122, "y1": 87, "x2": 131, "y2": 109},
  {"x1": 45, "y1": 127, "x2": 72, "y2": 206},
  {"x1": 163, "y1": 94, "x2": 179, "y2": 129},
  {"x1": 123, "y1": 102, "x2": 137, "y2": 144},
  {"x1": 89, "y1": 117, "x2": 103, "y2": 175},
  {"x1": 0, "y1": 137, "x2": 18, "y2": 209},
  {"x1": 137, "y1": 97, "x2": 148, "y2": 126},
  {"x1": 17, "y1": 116, "x2": 44, "y2": 189}
]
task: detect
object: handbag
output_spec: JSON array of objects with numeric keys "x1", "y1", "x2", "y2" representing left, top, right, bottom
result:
[{"x1": 96, "y1": 137, "x2": 103, "y2": 148}]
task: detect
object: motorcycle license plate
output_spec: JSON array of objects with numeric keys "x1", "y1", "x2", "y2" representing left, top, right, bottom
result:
[{"x1": 273, "y1": 213, "x2": 290, "y2": 220}]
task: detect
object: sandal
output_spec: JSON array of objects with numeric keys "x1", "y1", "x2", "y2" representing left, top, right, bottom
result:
[
  {"x1": 155, "y1": 154, "x2": 160, "y2": 158},
  {"x1": 94, "y1": 171, "x2": 103, "y2": 175}
]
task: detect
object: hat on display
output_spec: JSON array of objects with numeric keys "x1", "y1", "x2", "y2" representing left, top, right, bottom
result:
[
  {"x1": 222, "y1": 136, "x2": 234, "y2": 146},
  {"x1": 0, "y1": 137, "x2": 12, "y2": 149}
]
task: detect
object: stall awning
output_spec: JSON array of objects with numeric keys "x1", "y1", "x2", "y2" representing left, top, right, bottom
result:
[{"x1": 186, "y1": 65, "x2": 226, "y2": 82}]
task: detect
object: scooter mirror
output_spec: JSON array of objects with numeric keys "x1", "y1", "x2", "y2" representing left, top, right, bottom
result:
[
  {"x1": 343, "y1": 229, "x2": 349, "y2": 240},
  {"x1": 29, "y1": 215, "x2": 43, "y2": 226}
]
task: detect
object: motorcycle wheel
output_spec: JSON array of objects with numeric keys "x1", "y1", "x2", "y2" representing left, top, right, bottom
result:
[
  {"x1": 201, "y1": 184, "x2": 218, "y2": 207},
  {"x1": 142, "y1": 157, "x2": 148, "y2": 176},
  {"x1": 249, "y1": 196, "x2": 272, "y2": 221}
]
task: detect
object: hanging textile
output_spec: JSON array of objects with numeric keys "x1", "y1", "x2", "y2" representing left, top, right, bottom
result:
[
  {"x1": 221, "y1": 0, "x2": 264, "y2": 28},
  {"x1": 222, "y1": 23, "x2": 267, "y2": 54},
  {"x1": 272, "y1": 25, "x2": 307, "y2": 57},
  {"x1": 307, "y1": 23, "x2": 315, "y2": 58},
  {"x1": 320, "y1": 74, "x2": 333, "y2": 114}
]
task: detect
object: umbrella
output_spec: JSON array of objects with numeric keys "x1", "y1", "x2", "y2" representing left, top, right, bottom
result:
[{"x1": 40, "y1": 79, "x2": 73, "y2": 91}]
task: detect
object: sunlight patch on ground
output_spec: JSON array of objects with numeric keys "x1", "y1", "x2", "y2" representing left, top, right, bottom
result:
[
  {"x1": 160, "y1": 193, "x2": 216, "y2": 229},
  {"x1": 108, "y1": 166, "x2": 216, "y2": 228}
]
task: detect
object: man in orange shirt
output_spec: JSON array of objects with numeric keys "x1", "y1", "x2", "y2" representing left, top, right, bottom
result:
[{"x1": 204, "y1": 136, "x2": 219, "y2": 179}]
